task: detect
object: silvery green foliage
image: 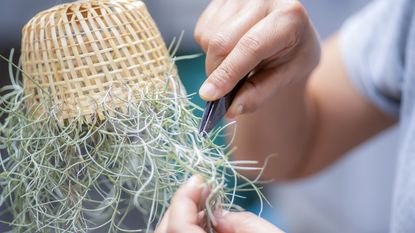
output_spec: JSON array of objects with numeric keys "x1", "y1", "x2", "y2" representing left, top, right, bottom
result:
[{"x1": 0, "y1": 53, "x2": 264, "y2": 233}]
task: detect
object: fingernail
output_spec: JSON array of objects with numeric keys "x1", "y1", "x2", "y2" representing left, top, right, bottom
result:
[
  {"x1": 199, "y1": 82, "x2": 217, "y2": 100},
  {"x1": 235, "y1": 104, "x2": 244, "y2": 116},
  {"x1": 213, "y1": 209, "x2": 229, "y2": 226},
  {"x1": 201, "y1": 184, "x2": 210, "y2": 199},
  {"x1": 212, "y1": 209, "x2": 221, "y2": 227},
  {"x1": 187, "y1": 175, "x2": 202, "y2": 187},
  {"x1": 227, "y1": 104, "x2": 244, "y2": 120}
]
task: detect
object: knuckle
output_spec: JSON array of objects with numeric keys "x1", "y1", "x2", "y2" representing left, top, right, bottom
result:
[
  {"x1": 194, "y1": 28, "x2": 202, "y2": 44},
  {"x1": 286, "y1": 1, "x2": 308, "y2": 22},
  {"x1": 286, "y1": 29, "x2": 302, "y2": 51},
  {"x1": 213, "y1": 61, "x2": 237, "y2": 86},
  {"x1": 208, "y1": 34, "x2": 232, "y2": 57},
  {"x1": 209, "y1": 74, "x2": 228, "y2": 90},
  {"x1": 239, "y1": 34, "x2": 262, "y2": 56},
  {"x1": 197, "y1": 34, "x2": 210, "y2": 51},
  {"x1": 194, "y1": 26, "x2": 210, "y2": 51}
]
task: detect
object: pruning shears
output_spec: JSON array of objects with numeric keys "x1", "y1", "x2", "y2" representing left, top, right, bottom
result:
[{"x1": 198, "y1": 75, "x2": 248, "y2": 136}]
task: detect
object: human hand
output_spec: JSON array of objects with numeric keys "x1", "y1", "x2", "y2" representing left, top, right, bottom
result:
[
  {"x1": 154, "y1": 175, "x2": 284, "y2": 233},
  {"x1": 195, "y1": 0, "x2": 321, "y2": 118}
]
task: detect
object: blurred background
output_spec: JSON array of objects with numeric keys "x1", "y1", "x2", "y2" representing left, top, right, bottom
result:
[{"x1": 0, "y1": 0, "x2": 397, "y2": 232}]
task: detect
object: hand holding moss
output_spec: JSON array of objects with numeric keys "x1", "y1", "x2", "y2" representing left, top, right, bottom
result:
[
  {"x1": 195, "y1": 0, "x2": 321, "y2": 118},
  {"x1": 155, "y1": 176, "x2": 284, "y2": 233}
]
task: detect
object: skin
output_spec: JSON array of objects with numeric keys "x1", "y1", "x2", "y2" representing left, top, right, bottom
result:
[
  {"x1": 156, "y1": 0, "x2": 396, "y2": 232},
  {"x1": 155, "y1": 175, "x2": 284, "y2": 233}
]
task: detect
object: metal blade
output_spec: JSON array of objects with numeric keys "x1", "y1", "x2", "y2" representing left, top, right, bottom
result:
[
  {"x1": 199, "y1": 95, "x2": 232, "y2": 136},
  {"x1": 198, "y1": 75, "x2": 248, "y2": 136}
]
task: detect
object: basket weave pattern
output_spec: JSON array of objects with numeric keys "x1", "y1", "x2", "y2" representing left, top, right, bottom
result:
[{"x1": 21, "y1": 0, "x2": 177, "y2": 122}]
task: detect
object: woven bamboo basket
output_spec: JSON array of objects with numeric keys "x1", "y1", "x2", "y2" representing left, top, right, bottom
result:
[{"x1": 21, "y1": 0, "x2": 178, "y2": 123}]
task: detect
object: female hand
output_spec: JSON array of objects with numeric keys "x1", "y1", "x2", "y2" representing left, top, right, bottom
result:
[
  {"x1": 154, "y1": 176, "x2": 284, "y2": 233},
  {"x1": 195, "y1": 0, "x2": 321, "y2": 118}
]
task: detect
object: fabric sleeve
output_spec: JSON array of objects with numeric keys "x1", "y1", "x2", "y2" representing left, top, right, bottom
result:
[{"x1": 339, "y1": 0, "x2": 412, "y2": 118}]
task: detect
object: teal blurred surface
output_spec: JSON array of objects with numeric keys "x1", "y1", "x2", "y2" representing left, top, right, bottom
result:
[{"x1": 176, "y1": 56, "x2": 206, "y2": 113}]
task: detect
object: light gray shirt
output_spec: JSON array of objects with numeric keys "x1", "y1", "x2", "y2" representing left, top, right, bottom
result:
[{"x1": 340, "y1": 0, "x2": 415, "y2": 231}]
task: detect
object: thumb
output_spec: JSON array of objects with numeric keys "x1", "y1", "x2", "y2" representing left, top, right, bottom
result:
[{"x1": 214, "y1": 210, "x2": 284, "y2": 233}]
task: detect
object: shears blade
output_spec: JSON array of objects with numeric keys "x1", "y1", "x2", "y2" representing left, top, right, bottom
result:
[{"x1": 198, "y1": 75, "x2": 248, "y2": 136}]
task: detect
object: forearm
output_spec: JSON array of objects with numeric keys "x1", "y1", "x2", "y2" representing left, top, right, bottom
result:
[{"x1": 297, "y1": 35, "x2": 396, "y2": 177}]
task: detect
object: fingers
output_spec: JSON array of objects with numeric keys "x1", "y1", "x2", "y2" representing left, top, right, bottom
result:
[
  {"x1": 225, "y1": 61, "x2": 297, "y2": 118},
  {"x1": 195, "y1": 0, "x2": 238, "y2": 51},
  {"x1": 199, "y1": 4, "x2": 308, "y2": 101},
  {"x1": 154, "y1": 209, "x2": 170, "y2": 233},
  {"x1": 196, "y1": 0, "x2": 315, "y2": 109},
  {"x1": 226, "y1": 31, "x2": 320, "y2": 117},
  {"x1": 204, "y1": 3, "x2": 268, "y2": 75},
  {"x1": 155, "y1": 179, "x2": 285, "y2": 233},
  {"x1": 156, "y1": 175, "x2": 207, "y2": 233},
  {"x1": 214, "y1": 210, "x2": 285, "y2": 233}
]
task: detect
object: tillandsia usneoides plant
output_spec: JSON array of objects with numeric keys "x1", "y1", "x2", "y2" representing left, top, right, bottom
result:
[
  {"x1": 0, "y1": 0, "x2": 269, "y2": 232},
  {"x1": 0, "y1": 50, "x2": 267, "y2": 233}
]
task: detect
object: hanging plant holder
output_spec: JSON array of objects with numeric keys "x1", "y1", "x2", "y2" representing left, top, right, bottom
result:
[{"x1": 0, "y1": 1, "x2": 264, "y2": 232}]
